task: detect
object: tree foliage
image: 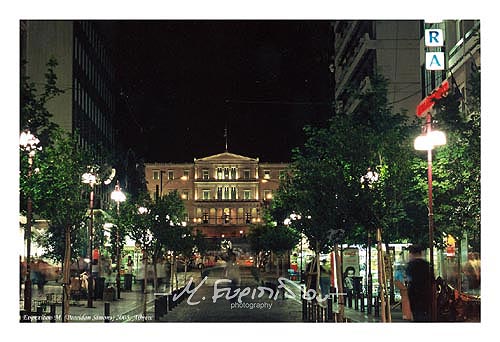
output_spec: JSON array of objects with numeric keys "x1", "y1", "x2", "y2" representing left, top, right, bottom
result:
[
  {"x1": 248, "y1": 211, "x2": 300, "y2": 256},
  {"x1": 271, "y1": 74, "x2": 420, "y2": 251},
  {"x1": 29, "y1": 129, "x2": 91, "y2": 263},
  {"x1": 20, "y1": 58, "x2": 63, "y2": 146},
  {"x1": 417, "y1": 67, "x2": 481, "y2": 250}
]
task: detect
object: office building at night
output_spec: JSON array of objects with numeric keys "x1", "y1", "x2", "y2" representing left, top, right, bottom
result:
[
  {"x1": 21, "y1": 20, "x2": 118, "y2": 206},
  {"x1": 420, "y1": 20, "x2": 480, "y2": 103},
  {"x1": 332, "y1": 20, "x2": 422, "y2": 116}
]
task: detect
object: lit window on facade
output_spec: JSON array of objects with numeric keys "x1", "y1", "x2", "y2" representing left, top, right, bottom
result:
[
  {"x1": 244, "y1": 190, "x2": 252, "y2": 200},
  {"x1": 243, "y1": 169, "x2": 251, "y2": 180},
  {"x1": 202, "y1": 169, "x2": 209, "y2": 180},
  {"x1": 203, "y1": 190, "x2": 210, "y2": 200},
  {"x1": 167, "y1": 170, "x2": 174, "y2": 180},
  {"x1": 153, "y1": 170, "x2": 160, "y2": 180},
  {"x1": 264, "y1": 170, "x2": 271, "y2": 179},
  {"x1": 183, "y1": 170, "x2": 190, "y2": 179}
]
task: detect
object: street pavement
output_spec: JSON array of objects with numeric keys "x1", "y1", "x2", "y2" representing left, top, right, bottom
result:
[{"x1": 20, "y1": 267, "x2": 405, "y2": 323}]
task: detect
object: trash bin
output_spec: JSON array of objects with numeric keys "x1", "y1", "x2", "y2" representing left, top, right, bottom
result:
[
  {"x1": 94, "y1": 277, "x2": 105, "y2": 299},
  {"x1": 124, "y1": 274, "x2": 133, "y2": 291}
]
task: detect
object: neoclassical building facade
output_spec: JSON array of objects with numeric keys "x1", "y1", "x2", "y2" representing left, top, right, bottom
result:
[{"x1": 145, "y1": 152, "x2": 288, "y2": 238}]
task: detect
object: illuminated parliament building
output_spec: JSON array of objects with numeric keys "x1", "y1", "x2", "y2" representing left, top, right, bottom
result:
[{"x1": 144, "y1": 152, "x2": 288, "y2": 239}]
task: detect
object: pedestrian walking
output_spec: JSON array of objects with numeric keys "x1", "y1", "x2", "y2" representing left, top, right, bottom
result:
[
  {"x1": 406, "y1": 244, "x2": 433, "y2": 322},
  {"x1": 343, "y1": 267, "x2": 355, "y2": 305},
  {"x1": 319, "y1": 260, "x2": 331, "y2": 298}
]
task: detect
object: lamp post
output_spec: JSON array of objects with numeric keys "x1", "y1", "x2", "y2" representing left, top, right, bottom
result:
[
  {"x1": 414, "y1": 111, "x2": 446, "y2": 321},
  {"x1": 360, "y1": 167, "x2": 379, "y2": 316},
  {"x1": 20, "y1": 130, "x2": 41, "y2": 315},
  {"x1": 111, "y1": 181, "x2": 126, "y2": 299},
  {"x1": 139, "y1": 210, "x2": 152, "y2": 322},
  {"x1": 81, "y1": 165, "x2": 115, "y2": 308},
  {"x1": 82, "y1": 168, "x2": 98, "y2": 308}
]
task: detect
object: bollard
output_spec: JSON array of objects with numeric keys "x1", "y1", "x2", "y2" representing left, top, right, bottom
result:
[
  {"x1": 327, "y1": 296, "x2": 333, "y2": 321},
  {"x1": 36, "y1": 306, "x2": 43, "y2": 323},
  {"x1": 104, "y1": 302, "x2": 110, "y2": 322},
  {"x1": 154, "y1": 298, "x2": 161, "y2": 321},
  {"x1": 354, "y1": 293, "x2": 359, "y2": 311},
  {"x1": 162, "y1": 295, "x2": 168, "y2": 316},
  {"x1": 360, "y1": 293, "x2": 365, "y2": 312},
  {"x1": 302, "y1": 297, "x2": 307, "y2": 321},
  {"x1": 374, "y1": 295, "x2": 380, "y2": 318},
  {"x1": 167, "y1": 294, "x2": 173, "y2": 311},
  {"x1": 347, "y1": 292, "x2": 353, "y2": 308},
  {"x1": 181, "y1": 286, "x2": 186, "y2": 301},
  {"x1": 50, "y1": 304, "x2": 56, "y2": 322},
  {"x1": 172, "y1": 290, "x2": 178, "y2": 308}
]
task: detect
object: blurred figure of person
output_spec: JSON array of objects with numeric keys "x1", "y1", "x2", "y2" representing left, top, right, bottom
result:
[
  {"x1": 406, "y1": 244, "x2": 433, "y2": 322},
  {"x1": 395, "y1": 279, "x2": 413, "y2": 320},
  {"x1": 305, "y1": 260, "x2": 317, "y2": 291},
  {"x1": 343, "y1": 267, "x2": 355, "y2": 306},
  {"x1": 224, "y1": 252, "x2": 240, "y2": 301},
  {"x1": 136, "y1": 258, "x2": 146, "y2": 293},
  {"x1": 319, "y1": 260, "x2": 331, "y2": 298},
  {"x1": 79, "y1": 271, "x2": 89, "y2": 294},
  {"x1": 123, "y1": 255, "x2": 134, "y2": 291},
  {"x1": 127, "y1": 255, "x2": 134, "y2": 274},
  {"x1": 20, "y1": 257, "x2": 25, "y2": 295},
  {"x1": 463, "y1": 252, "x2": 480, "y2": 293}
]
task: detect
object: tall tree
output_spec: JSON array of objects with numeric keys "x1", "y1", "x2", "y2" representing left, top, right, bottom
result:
[{"x1": 28, "y1": 129, "x2": 91, "y2": 321}]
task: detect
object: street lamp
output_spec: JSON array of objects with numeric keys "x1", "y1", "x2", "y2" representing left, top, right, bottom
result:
[
  {"x1": 19, "y1": 130, "x2": 41, "y2": 315},
  {"x1": 111, "y1": 181, "x2": 126, "y2": 299},
  {"x1": 414, "y1": 112, "x2": 446, "y2": 321},
  {"x1": 360, "y1": 167, "x2": 379, "y2": 316},
  {"x1": 81, "y1": 167, "x2": 98, "y2": 308},
  {"x1": 82, "y1": 165, "x2": 115, "y2": 308},
  {"x1": 285, "y1": 213, "x2": 307, "y2": 283}
]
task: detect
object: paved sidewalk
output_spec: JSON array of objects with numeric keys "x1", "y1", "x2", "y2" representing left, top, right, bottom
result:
[
  {"x1": 20, "y1": 269, "x2": 406, "y2": 323},
  {"x1": 20, "y1": 271, "x2": 202, "y2": 323}
]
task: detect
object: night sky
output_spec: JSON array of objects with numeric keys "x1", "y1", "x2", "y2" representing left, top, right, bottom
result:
[{"x1": 110, "y1": 21, "x2": 333, "y2": 163}]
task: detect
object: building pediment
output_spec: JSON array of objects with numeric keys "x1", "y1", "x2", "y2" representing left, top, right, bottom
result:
[{"x1": 195, "y1": 152, "x2": 258, "y2": 163}]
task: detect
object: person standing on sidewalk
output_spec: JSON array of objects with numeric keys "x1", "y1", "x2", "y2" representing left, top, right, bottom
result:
[{"x1": 406, "y1": 245, "x2": 433, "y2": 322}]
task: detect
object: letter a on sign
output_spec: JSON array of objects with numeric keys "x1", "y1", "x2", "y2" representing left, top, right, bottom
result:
[
  {"x1": 425, "y1": 29, "x2": 444, "y2": 47},
  {"x1": 426, "y1": 52, "x2": 445, "y2": 70}
]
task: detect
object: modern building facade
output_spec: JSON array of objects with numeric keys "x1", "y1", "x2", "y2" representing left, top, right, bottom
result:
[
  {"x1": 145, "y1": 152, "x2": 288, "y2": 239},
  {"x1": 332, "y1": 20, "x2": 422, "y2": 117},
  {"x1": 21, "y1": 20, "x2": 118, "y2": 207},
  {"x1": 420, "y1": 20, "x2": 480, "y2": 103}
]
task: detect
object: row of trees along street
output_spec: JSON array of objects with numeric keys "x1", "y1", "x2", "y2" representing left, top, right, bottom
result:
[
  {"x1": 20, "y1": 59, "x2": 207, "y2": 322},
  {"x1": 248, "y1": 69, "x2": 480, "y2": 321}
]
